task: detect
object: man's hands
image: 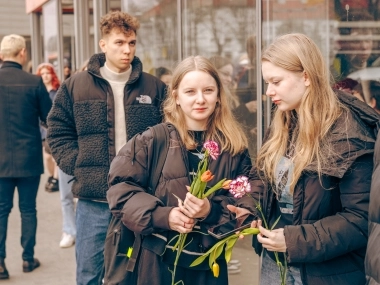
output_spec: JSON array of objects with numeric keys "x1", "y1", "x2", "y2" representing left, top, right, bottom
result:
[{"x1": 168, "y1": 207, "x2": 195, "y2": 234}]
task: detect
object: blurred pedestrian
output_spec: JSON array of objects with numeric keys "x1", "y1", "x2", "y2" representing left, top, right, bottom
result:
[
  {"x1": 155, "y1": 66, "x2": 172, "y2": 86},
  {"x1": 47, "y1": 11, "x2": 166, "y2": 285},
  {"x1": 365, "y1": 112, "x2": 380, "y2": 285},
  {"x1": 36, "y1": 63, "x2": 60, "y2": 192},
  {"x1": 0, "y1": 34, "x2": 52, "y2": 279}
]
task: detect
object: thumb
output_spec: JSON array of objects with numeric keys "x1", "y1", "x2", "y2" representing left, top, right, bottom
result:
[
  {"x1": 227, "y1": 204, "x2": 238, "y2": 213},
  {"x1": 186, "y1": 185, "x2": 191, "y2": 192},
  {"x1": 259, "y1": 225, "x2": 269, "y2": 236}
]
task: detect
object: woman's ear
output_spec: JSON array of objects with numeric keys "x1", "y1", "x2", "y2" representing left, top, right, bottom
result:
[
  {"x1": 174, "y1": 90, "x2": 180, "y2": 105},
  {"x1": 303, "y1": 71, "x2": 311, "y2": 87}
]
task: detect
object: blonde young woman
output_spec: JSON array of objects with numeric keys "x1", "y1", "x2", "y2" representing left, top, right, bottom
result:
[
  {"x1": 234, "y1": 33, "x2": 379, "y2": 285},
  {"x1": 107, "y1": 55, "x2": 252, "y2": 284}
]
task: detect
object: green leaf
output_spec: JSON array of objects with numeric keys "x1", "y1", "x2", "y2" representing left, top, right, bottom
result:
[
  {"x1": 190, "y1": 252, "x2": 210, "y2": 267},
  {"x1": 270, "y1": 215, "x2": 281, "y2": 230},
  {"x1": 240, "y1": 228, "x2": 260, "y2": 235},
  {"x1": 224, "y1": 237, "x2": 238, "y2": 263},
  {"x1": 202, "y1": 178, "x2": 227, "y2": 198}
]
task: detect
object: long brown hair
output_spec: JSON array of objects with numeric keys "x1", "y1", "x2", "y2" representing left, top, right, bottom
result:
[
  {"x1": 163, "y1": 55, "x2": 248, "y2": 155},
  {"x1": 257, "y1": 34, "x2": 344, "y2": 193}
]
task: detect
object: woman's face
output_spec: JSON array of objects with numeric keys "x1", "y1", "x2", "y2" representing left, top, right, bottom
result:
[
  {"x1": 40, "y1": 67, "x2": 52, "y2": 86},
  {"x1": 175, "y1": 70, "x2": 219, "y2": 130},
  {"x1": 262, "y1": 61, "x2": 309, "y2": 112},
  {"x1": 218, "y1": 64, "x2": 234, "y2": 87}
]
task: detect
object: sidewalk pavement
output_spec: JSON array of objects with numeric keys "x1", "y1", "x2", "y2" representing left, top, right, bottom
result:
[
  {"x1": 1, "y1": 172, "x2": 259, "y2": 285},
  {"x1": 2, "y1": 173, "x2": 75, "y2": 285}
]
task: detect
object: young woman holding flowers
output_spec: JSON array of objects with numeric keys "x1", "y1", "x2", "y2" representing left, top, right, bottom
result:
[
  {"x1": 107, "y1": 55, "x2": 252, "y2": 285},
  {"x1": 235, "y1": 33, "x2": 380, "y2": 285}
]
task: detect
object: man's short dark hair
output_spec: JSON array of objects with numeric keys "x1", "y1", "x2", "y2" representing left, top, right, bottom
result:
[{"x1": 100, "y1": 11, "x2": 140, "y2": 37}]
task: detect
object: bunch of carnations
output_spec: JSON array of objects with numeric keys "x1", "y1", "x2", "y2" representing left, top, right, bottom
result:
[{"x1": 170, "y1": 141, "x2": 230, "y2": 285}]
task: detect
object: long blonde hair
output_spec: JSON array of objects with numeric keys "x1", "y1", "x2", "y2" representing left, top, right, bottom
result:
[
  {"x1": 163, "y1": 55, "x2": 248, "y2": 155},
  {"x1": 257, "y1": 33, "x2": 343, "y2": 193}
]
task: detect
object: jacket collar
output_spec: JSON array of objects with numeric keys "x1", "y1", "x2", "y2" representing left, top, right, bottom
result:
[
  {"x1": 87, "y1": 53, "x2": 143, "y2": 85},
  {"x1": 1, "y1": 61, "x2": 23, "y2": 69}
]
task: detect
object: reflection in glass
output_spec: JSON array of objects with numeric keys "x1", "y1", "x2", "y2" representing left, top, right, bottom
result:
[
  {"x1": 182, "y1": 1, "x2": 258, "y2": 159},
  {"x1": 123, "y1": 0, "x2": 178, "y2": 74},
  {"x1": 332, "y1": 7, "x2": 380, "y2": 103},
  {"x1": 43, "y1": 0, "x2": 59, "y2": 67}
]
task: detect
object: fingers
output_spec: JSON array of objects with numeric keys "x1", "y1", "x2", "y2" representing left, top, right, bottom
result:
[
  {"x1": 227, "y1": 204, "x2": 237, "y2": 213},
  {"x1": 250, "y1": 220, "x2": 258, "y2": 228},
  {"x1": 168, "y1": 207, "x2": 195, "y2": 233},
  {"x1": 182, "y1": 193, "x2": 210, "y2": 218},
  {"x1": 226, "y1": 205, "x2": 251, "y2": 218},
  {"x1": 256, "y1": 226, "x2": 287, "y2": 252}
]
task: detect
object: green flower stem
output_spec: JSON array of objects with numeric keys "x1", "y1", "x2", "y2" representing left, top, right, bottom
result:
[{"x1": 255, "y1": 200, "x2": 287, "y2": 285}]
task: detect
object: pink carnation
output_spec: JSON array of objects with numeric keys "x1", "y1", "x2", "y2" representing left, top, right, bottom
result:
[
  {"x1": 203, "y1": 140, "x2": 219, "y2": 160},
  {"x1": 229, "y1": 176, "x2": 251, "y2": 198}
]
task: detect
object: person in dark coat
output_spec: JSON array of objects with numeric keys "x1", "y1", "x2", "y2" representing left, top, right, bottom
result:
[
  {"x1": 46, "y1": 11, "x2": 166, "y2": 285},
  {"x1": 365, "y1": 91, "x2": 380, "y2": 284},
  {"x1": 0, "y1": 34, "x2": 52, "y2": 279},
  {"x1": 107, "y1": 55, "x2": 252, "y2": 285},
  {"x1": 235, "y1": 33, "x2": 380, "y2": 285}
]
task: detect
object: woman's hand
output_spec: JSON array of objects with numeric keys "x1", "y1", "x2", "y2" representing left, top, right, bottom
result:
[
  {"x1": 226, "y1": 205, "x2": 251, "y2": 217},
  {"x1": 257, "y1": 226, "x2": 287, "y2": 252},
  {"x1": 179, "y1": 192, "x2": 211, "y2": 219},
  {"x1": 168, "y1": 207, "x2": 195, "y2": 234},
  {"x1": 227, "y1": 205, "x2": 256, "y2": 239}
]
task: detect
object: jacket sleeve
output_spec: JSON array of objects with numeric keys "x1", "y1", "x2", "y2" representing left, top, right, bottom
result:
[
  {"x1": 285, "y1": 153, "x2": 372, "y2": 263},
  {"x1": 107, "y1": 129, "x2": 173, "y2": 236},
  {"x1": 365, "y1": 134, "x2": 380, "y2": 282},
  {"x1": 37, "y1": 78, "x2": 52, "y2": 127},
  {"x1": 46, "y1": 82, "x2": 78, "y2": 176}
]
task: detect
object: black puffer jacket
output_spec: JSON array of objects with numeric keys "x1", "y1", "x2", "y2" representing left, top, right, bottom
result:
[
  {"x1": 107, "y1": 123, "x2": 252, "y2": 269},
  {"x1": 47, "y1": 53, "x2": 166, "y2": 200},
  {"x1": 365, "y1": 127, "x2": 380, "y2": 285},
  {"x1": 238, "y1": 91, "x2": 380, "y2": 285}
]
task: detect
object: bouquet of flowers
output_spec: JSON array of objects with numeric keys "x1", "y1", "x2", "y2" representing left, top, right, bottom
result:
[
  {"x1": 170, "y1": 140, "x2": 230, "y2": 285},
  {"x1": 190, "y1": 175, "x2": 287, "y2": 285}
]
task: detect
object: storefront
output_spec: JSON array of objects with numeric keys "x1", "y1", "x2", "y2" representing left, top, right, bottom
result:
[{"x1": 24, "y1": 0, "x2": 380, "y2": 279}]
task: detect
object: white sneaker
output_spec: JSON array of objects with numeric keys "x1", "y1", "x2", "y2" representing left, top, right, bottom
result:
[{"x1": 59, "y1": 233, "x2": 75, "y2": 248}]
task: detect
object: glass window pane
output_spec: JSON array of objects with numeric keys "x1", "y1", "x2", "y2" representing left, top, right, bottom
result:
[
  {"x1": 182, "y1": 1, "x2": 259, "y2": 284},
  {"x1": 261, "y1": 0, "x2": 380, "y2": 107},
  {"x1": 332, "y1": 2, "x2": 380, "y2": 103},
  {"x1": 183, "y1": 0, "x2": 259, "y2": 161},
  {"x1": 122, "y1": 0, "x2": 179, "y2": 77},
  {"x1": 42, "y1": 0, "x2": 59, "y2": 67}
]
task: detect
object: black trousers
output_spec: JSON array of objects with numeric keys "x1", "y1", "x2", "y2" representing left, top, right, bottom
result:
[{"x1": 0, "y1": 176, "x2": 40, "y2": 261}]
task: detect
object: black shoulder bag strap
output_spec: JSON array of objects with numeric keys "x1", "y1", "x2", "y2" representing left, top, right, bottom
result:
[{"x1": 126, "y1": 123, "x2": 170, "y2": 273}]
